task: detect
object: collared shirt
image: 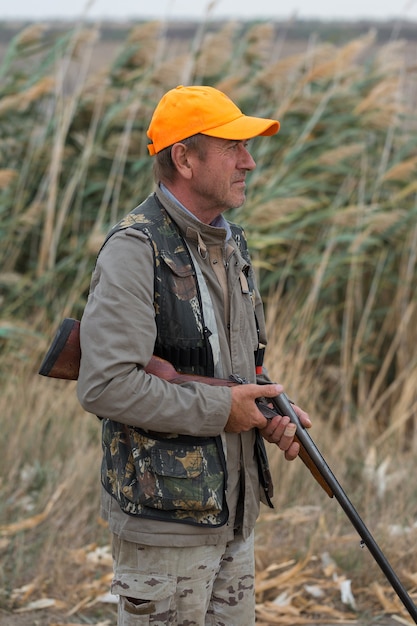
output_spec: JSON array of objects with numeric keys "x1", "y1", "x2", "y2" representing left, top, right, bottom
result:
[{"x1": 160, "y1": 182, "x2": 232, "y2": 240}]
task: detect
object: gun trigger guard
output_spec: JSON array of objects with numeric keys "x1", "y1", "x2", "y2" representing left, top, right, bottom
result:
[
  {"x1": 229, "y1": 374, "x2": 249, "y2": 384},
  {"x1": 256, "y1": 399, "x2": 279, "y2": 420}
]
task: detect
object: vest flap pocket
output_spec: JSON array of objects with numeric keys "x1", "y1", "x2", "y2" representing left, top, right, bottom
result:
[
  {"x1": 130, "y1": 431, "x2": 225, "y2": 513},
  {"x1": 101, "y1": 419, "x2": 229, "y2": 526},
  {"x1": 150, "y1": 447, "x2": 203, "y2": 479}
]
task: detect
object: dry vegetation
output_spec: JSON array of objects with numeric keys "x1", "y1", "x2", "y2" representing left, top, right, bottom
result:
[{"x1": 1, "y1": 16, "x2": 417, "y2": 625}]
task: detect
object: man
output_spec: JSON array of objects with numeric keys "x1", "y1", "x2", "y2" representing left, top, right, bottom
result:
[{"x1": 77, "y1": 85, "x2": 311, "y2": 626}]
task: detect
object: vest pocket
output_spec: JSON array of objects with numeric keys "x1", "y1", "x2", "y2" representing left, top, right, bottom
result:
[{"x1": 130, "y1": 429, "x2": 225, "y2": 514}]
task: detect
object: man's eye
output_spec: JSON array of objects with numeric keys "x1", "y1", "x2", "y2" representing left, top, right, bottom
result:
[{"x1": 228, "y1": 140, "x2": 250, "y2": 152}]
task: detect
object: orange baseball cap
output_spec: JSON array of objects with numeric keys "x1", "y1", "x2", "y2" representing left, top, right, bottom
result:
[{"x1": 147, "y1": 85, "x2": 280, "y2": 155}]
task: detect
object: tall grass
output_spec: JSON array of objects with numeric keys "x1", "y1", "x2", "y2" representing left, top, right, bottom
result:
[{"x1": 1, "y1": 18, "x2": 417, "y2": 621}]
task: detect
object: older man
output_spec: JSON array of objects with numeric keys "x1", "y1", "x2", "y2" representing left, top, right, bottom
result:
[{"x1": 77, "y1": 85, "x2": 311, "y2": 626}]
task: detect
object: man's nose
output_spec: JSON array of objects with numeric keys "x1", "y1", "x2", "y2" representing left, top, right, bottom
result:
[{"x1": 238, "y1": 145, "x2": 256, "y2": 170}]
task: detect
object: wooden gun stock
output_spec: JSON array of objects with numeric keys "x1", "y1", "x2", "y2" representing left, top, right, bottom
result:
[
  {"x1": 39, "y1": 318, "x2": 81, "y2": 380},
  {"x1": 38, "y1": 318, "x2": 236, "y2": 386}
]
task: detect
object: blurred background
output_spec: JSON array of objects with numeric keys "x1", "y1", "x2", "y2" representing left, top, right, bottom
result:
[{"x1": 1, "y1": 1, "x2": 417, "y2": 625}]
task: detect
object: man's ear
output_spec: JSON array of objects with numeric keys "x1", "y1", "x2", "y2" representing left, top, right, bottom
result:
[{"x1": 171, "y1": 143, "x2": 193, "y2": 179}]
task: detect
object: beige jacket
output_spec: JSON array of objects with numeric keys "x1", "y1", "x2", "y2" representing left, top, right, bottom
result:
[{"x1": 77, "y1": 186, "x2": 270, "y2": 546}]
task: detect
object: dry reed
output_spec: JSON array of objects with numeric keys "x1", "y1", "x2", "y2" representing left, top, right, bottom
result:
[{"x1": 1, "y1": 17, "x2": 417, "y2": 624}]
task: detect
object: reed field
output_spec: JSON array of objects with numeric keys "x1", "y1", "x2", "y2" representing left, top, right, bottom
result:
[{"x1": 1, "y1": 17, "x2": 417, "y2": 625}]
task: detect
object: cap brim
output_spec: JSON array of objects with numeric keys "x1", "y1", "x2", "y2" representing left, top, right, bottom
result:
[{"x1": 202, "y1": 114, "x2": 279, "y2": 140}]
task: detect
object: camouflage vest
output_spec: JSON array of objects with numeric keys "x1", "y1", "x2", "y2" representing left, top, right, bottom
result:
[{"x1": 99, "y1": 193, "x2": 255, "y2": 527}]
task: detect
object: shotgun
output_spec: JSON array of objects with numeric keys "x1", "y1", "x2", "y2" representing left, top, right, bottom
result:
[
  {"x1": 38, "y1": 318, "x2": 331, "y2": 496},
  {"x1": 39, "y1": 317, "x2": 417, "y2": 623}
]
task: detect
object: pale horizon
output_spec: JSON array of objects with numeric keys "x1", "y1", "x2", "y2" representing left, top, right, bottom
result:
[{"x1": 2, "y1": 0, "x2": 417, "y2": 22}]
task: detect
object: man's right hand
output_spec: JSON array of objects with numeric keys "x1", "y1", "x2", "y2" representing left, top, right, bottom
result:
[{"x1": 225, "y1": 383, "x2": 283, "y2": 432}]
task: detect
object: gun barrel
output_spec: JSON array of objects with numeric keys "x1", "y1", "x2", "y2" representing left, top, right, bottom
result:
[{"x1": 272, "y1": 393, "x2": 417, "y2": 624}]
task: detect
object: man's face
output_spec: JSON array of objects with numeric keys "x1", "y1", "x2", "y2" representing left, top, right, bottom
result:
[{"x1": 187, "y1": 136, "x2": 256, "y2": 221}]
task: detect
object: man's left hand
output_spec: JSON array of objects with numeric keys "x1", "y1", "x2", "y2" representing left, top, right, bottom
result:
[{"x1": 260, "y1": 404, "x2": 311, "y2": 461}]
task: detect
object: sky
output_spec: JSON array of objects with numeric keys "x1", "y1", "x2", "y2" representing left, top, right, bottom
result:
[{"x1": 2, "y1": 0, "x2": 417, "y2": 22}]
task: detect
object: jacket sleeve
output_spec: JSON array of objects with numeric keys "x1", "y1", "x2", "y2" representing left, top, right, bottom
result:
[{"x1": 77, "y1": 228, "x2": 231, "y2": 436}]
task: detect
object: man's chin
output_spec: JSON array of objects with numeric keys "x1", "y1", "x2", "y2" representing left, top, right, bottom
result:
[{"x1": 229, "y1": 191, "x2": 246, "y2": 209}]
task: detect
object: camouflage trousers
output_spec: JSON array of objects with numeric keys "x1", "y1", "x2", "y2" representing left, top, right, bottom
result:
[{"x1": 111, "y1": 531, "x2": 255, "y2": 625}]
